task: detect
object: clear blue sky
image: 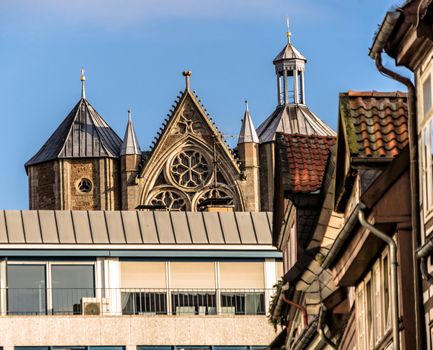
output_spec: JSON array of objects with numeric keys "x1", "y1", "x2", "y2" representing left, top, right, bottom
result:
[{"x1": 0, "y1": 0, "x2": 406, "y2": 209}]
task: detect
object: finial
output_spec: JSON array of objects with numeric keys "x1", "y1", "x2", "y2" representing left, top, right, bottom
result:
[
  {"x1": 80, "y1": 67, "x2": 86, "y2": 99},
  {"x1": 182, "y1": 70, "x2": 192, "y2": 91},
  {"x1": 128, "y1": 109, "x2": 132, "y2": 121},
  {"x1": 245, "y1": 99, "x2": 249, "y2": 112},
  {"x1": 286, "y1": 17, "x2": 292, "y2": 44}
]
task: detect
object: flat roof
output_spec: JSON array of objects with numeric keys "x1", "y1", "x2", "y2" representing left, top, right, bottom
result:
[{"x1": 0, "y1": 210, "x2": 273, "y2": 247}]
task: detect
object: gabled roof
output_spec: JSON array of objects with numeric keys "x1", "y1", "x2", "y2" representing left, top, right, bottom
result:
[
  {"x1": 26, "y1": 98, "x2": 122, "y2": 168},
  {"x1": 238, "y1": 102, "x2": 259, "y2": 144},
  {"x1": 339, "y1": 91, "x2": 408, "y2": 159},
  {"x1": 279, "y1": 134, "x2": 336, "y2": 194},
  {"x1": 141, "y1": 87, "x2": 240, "y2": 176},
  {"x1": 273, "y1": 42, "x2": 306, "y2": 62},
  {"x1": 120, "y1": 111, "x2": 141, "y2": 156},
  {"x1": 257, "y1": 104, "x2": 335, "y2": 143}
]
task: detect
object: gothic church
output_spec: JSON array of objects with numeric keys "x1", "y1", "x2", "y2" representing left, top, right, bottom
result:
[{"x1": 25, "y1": 34, "x2": 335, "y2": 212}]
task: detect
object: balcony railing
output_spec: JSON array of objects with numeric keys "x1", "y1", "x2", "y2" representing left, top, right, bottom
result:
[{"x1": 3, "y1": 288, "x2": 271, "y2": 316}]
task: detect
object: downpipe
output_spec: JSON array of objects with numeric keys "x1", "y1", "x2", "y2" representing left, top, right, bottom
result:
[
  {"x1": 359, "y1": 203, "x2": 400, "y2": 350},
  {"x1": 375, "y1": 51, "x2": 424, "y2": 349},
  {"x1": 281, "y1": 294, "x2": 308, "y2": 328},
  {"x1": 416, "y1": 239, "x2": 433, "y2": 283},
  {"x1": 317, "y1": 304, "x2": 336, "y2": 349}
]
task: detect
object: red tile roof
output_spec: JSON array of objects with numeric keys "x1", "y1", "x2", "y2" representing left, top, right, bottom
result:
[
  {"x1": 340, "y1": 91, "x2": 408, "y2": 159},
  {"x1": 282, "y1": 134, "x2": 336, "y2": 193}
]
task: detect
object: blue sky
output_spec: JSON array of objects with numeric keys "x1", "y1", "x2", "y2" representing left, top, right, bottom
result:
[{"x1": 0, "y1": 0, "x2": 406, "y2": 209}]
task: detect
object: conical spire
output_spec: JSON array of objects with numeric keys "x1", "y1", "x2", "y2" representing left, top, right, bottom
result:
[
  {"x1": 120, "y1": 110, "x2": 141, "y2": 156},
  {"x1": 238, "y1": 99, "x2": 259, "y2": 144}
]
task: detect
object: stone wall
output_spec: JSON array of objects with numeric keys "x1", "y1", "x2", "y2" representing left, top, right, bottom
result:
[
  {"x1": 28, "y1": 162, "x2": 58, "y2": 210},
  {"x1": 68, "y1": 159, "x2": 100, "y2": 210},
  {"x1": 0, "y1": 315, "x2": 276, "y2": 347}
]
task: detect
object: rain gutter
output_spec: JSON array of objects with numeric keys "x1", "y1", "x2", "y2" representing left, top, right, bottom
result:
[{"x1": 321, "y1": 204, "x2": 360, "y2": 269}]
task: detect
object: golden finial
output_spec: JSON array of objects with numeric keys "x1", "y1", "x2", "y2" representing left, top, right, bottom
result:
[
  {"x1": 182, "y1": 70, "x2": 192, "y2": 91},
  {"x1": 286, "y1": 17, "x2": 292, "y2": 44},
  {"x1": 80, "y1": 67, "x2": 86, "y2": 99}
]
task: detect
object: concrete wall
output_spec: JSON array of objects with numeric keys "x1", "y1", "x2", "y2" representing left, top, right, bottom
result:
[{"x1": 0, "y1": 315, "x2": 276, "y2": 347}]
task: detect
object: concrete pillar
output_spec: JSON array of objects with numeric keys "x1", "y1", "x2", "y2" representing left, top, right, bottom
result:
[
  {"x1": 101, "y1": 257, "x2": 122, "y2": 315},
  {"x1": 264, "y1": 259, "x2": 277, "y2": 314}
]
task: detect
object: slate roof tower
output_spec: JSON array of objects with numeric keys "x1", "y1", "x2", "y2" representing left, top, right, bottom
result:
[{"x1": 26, "y1": 69, "x2": 122, "y2": 210}]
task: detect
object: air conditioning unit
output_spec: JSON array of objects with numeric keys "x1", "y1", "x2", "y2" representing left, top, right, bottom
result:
[{"x1": 81, "y1": 297, "x2": 109, "y2": 315}]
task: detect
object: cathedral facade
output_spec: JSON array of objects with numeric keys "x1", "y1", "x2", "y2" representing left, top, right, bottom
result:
[{"x1": 25, "y1": 35, "x2": 334, "y2": 212}]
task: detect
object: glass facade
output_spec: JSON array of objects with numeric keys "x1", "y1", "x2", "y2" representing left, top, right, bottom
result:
[
  {"x1": 51, "y1": 265, "x2": 95, "y2": 314},
  {"x1": 7, "y1": 264, "x2": 46, "y2": 315}
]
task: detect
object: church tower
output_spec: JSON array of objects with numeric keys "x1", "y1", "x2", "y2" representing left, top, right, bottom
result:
[
  {"x1": 257, "y1": 29, "x2": 335, "y2": 211},
  {"x1": 25, "y1": 69, "x2": 122, "y2": 210},
  {"x1": 237, "y1": 100, "x2": 260, "y2": 211}
]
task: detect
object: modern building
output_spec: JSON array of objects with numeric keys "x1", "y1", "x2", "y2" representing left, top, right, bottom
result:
[{"x1": 0, "y1": 209, "x2": 282, "y2": 349}]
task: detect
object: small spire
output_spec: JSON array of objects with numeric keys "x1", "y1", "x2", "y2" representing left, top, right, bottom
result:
[
  {"x1": 286, "y1": 16, "x2": 292, "y2": 44},
  {"x1": 238, "y1": 99, "x2": 259, "y2": 144},
  {"x1": 120, "y1": 109, "x2": 141, "y2": 156},
  {"x1": 182, "y1": 70, "x2": 192, "y2": 91},
  {"x1": 80, "y1": 67, "x2": 86, "y2": 99}
]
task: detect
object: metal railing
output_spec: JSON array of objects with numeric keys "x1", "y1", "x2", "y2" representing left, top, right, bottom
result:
[{"x1": 3, "y1": 288, "x2": 270, "y2": 316}]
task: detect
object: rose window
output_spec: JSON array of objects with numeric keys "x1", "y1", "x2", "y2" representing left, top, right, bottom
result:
[
  {"x1": 149, "y1": 190, "x2": 187, "y2": 211},
  {"x1": 170, "y1": 150, "x2": 210, "y2": 188}
]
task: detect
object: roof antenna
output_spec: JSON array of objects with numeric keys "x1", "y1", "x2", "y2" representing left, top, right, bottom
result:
[
  {"x1": 80, "y1": 67, "x2": 86, "y2": 99},
  {"x1": 182, "y1": 70, "x2": 192, "y2": 91},
  {"x1": 286, "y1": 16, "x2": 292, "y2": 44}
]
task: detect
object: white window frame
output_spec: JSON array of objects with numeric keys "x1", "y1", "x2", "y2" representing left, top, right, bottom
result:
[
  {"x1": 419, "y1": 66, "x2": 433, "y2": 225},
  {"x1": 355, "y1": 247, "x2": 391, "y2": 350}
]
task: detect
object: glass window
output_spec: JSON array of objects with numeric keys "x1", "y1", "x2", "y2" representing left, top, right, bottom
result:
[
  {"x1": 7, "y1": 264, "x2": 46, "y2": 315},
  {"x1": 424, "y1": 75, "x2": 432, "y2": 117},
  {"x1": 220, "y1": 291, "x2": 265, "y2": 315},
  {"x1": 122, "y1": 290, "x2": 167, "y2": 315},
  {"x1": 51, "y1": 265, "x2": 95, "y2": 314},
  {"x1": 171, "y1": 291, "x2": 216, "y2": 315},
  {"x1": 365, "y1": 277, "x2": 373, "y2": 349},
  {"x1": 382, "y1": 254, "x2": 391, "y2": 330}
]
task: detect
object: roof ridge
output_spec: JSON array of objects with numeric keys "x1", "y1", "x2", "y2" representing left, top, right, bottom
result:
[{"x1": 345, "y1": 90, "x2": 407, "y2": 97}]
